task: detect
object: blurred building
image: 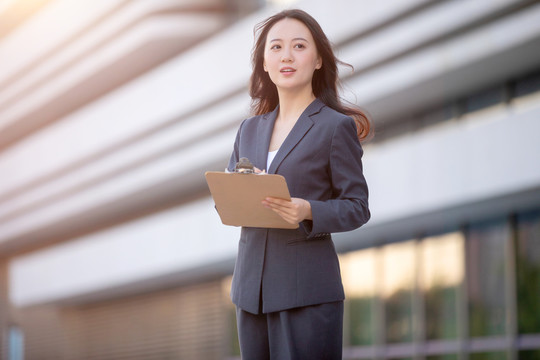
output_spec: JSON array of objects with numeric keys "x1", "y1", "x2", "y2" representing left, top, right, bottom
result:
[{"x1": 0, "y1": 0, "x2": 539, "y2": 359}]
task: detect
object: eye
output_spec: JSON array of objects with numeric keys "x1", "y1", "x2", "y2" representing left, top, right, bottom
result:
[
  {"x1": 270, "y1": 44, "x2": 281, "y2": 50},
  {"x1": 294, "y1": 43, "x2": 305, "y2": 49}
]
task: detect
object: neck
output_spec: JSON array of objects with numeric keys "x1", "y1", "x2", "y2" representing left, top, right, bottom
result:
[{"x1": 277, "y1": 87, "x2": 316, "y2": 123}]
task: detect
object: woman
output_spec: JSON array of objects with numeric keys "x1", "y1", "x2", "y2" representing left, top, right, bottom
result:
[{"x1": 227, "y1": 9, "x2": 371, "y2": 359}]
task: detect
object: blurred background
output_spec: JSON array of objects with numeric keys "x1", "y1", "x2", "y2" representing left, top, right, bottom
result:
[{"x1": 0, "y1": 0, "x2": 539, "y2": 359}]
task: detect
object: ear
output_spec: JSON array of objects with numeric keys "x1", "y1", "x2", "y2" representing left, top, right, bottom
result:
[
  {"x1": 263, "y1": 61, "x2": 268, "y2": 72},
  {"x1": 315, "y1": 56, "x2": 322, "y2": 70}
]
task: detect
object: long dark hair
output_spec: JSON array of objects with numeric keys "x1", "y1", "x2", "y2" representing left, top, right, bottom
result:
[{"x1": 249, "y1": 9, "x2": 371, "y2": 141}]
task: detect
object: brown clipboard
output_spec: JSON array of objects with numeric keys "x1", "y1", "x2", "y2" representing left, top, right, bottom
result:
[{"x1": 205, "y1": 171, "x2": 299, "y2": 229}]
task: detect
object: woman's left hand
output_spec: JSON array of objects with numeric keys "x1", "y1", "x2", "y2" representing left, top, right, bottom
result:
[{"x1": 262, "y1": 197, "x2": 312, "y2": 224}]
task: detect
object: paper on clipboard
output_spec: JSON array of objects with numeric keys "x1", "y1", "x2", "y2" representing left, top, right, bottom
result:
[{"x1": 205, "y1": 171, "x2": 299, "y2": 229}]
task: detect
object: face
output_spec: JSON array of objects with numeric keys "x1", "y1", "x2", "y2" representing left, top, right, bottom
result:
[{"x1": 263, "y1": 18, "x2": 322, "y2": 94}]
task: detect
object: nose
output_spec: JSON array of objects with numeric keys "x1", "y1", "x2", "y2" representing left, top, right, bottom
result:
[{"x1": 281, "y1": 48, "x2": 293, "y2": 63}]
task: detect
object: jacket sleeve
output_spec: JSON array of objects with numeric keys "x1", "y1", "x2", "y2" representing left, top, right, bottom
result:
[
  {"x1": 305, "y1": 116, "x2": 370, "y2": 237},
  {"x1": 227, "y1": 119, "x2": 246, "y2": 172}
]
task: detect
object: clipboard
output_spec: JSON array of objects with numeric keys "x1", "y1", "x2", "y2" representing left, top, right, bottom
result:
[{"x1": 205, "y1": 171, "x2": 299, "y2": 229}]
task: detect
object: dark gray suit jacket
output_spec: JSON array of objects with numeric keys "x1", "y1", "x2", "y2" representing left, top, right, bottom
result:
[{"x1": 227, "y1": 98, "x2": 370, "y2": 314}]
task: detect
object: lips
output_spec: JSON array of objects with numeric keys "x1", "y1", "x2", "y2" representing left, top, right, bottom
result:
[{"x1": 280, "y1": 67, "x2": 296, "y2": 73}]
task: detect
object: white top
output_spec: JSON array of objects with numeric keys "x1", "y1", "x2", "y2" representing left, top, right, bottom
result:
[{"x1": 267, "y1": 150, "x2": 278, "y2": 171}]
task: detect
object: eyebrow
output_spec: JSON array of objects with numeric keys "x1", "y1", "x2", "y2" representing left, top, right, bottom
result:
[{"x1": 269, "y1": 37, "x2": 309, "y2": 43}]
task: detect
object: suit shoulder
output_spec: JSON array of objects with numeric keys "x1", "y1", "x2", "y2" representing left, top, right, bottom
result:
[
  {"x1": 239, "y1": 112, "x2": 269, "y2": 130},
  {"x1": 244, "y1": 112, "x2": 265, "y2": 123},
  {"x1": 316, "y1": 105, "x2": 355, "y2": 129}
]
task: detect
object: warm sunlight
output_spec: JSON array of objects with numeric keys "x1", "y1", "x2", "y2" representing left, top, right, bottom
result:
[
  {"x1": 340, "y1": 248, "x2": 377, "y2": 298},
  {"x1": 421, "y1": 232, "x2": 465, "y2": 290}
]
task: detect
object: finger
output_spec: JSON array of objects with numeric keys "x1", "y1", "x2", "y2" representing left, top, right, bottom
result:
[
  {"x1": 262, "y1": 199, "x2": 294, "y2": 213},
  {"x1": 262, "y1": 200, "x2": 297, "y2": 221},
  {"x1": 268, "y1": 203, "x2": 302, "y2": 222},
  {"x1": 269, "y1": 208, "x2": 297, "y2": 224},
  {"x1": 264, "y1": 197, "x2": 293, "y2": 208}
]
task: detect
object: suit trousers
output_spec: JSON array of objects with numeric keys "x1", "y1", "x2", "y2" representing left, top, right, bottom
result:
[{"x1": 236, "y1": 301, "x2": 344, "y2": 360}]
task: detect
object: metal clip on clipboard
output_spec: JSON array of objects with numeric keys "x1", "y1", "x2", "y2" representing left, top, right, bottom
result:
[{"x1": 235, "y1": 157, "x2": 255, "y2": 173}]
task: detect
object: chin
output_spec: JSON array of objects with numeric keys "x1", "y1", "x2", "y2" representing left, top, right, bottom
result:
[{"x1": 276, "y1": 82, "x2": 311, "y2": 93}]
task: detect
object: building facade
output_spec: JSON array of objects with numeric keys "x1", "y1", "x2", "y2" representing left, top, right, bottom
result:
[{"x1": 0, "y1": 0, "x2": 539, "y2": 359}]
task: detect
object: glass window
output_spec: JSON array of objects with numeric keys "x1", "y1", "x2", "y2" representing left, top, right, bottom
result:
[
  {"x1": 519, "y1": 350, "x2": 540, "y2": 360},
  {"x1": 382, "y1": 240, "x2": 416, "y2": 343},
  {"x1": 463, "y1": 86, "x2": 505, "y2": 114},
  {"x1": 426, "y1": 355, "x2": 458, "y2": 360},
  {"x1": 341, "y1": 249, "x2": 377, "y2": 346},
  {"x1": 222, "y1": 276, "x2": 240, "y2": 357},
  {"x1": 516, "y1": 210, "x2": 540, "y2": 334},
  {"x1": 466, "y1": 220, "x2": 510, "y2": 337},
  {"x1": 228, "y1": 308, "x2": 240, "y2": 357},
  {"x1": 373, "y1": 117, "x2": 417, "y2": 143},
  {"x1": 469, "y1": 352, "x2": 507, "y2": 360},
  {"x1": 514, "y1": 71, "x2": 540, "y2": 98},
  {"x1": 8, "y1": 326, "x2": 24, "y2": 360},
  {"x1": 417, "y1": 104, "x2": 456, "y2": 130},
  {"x1": 421, "y1": 232, "x2": 464, "y2": 340}
]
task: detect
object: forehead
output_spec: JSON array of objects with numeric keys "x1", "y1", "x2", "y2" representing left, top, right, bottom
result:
[{"x1": 267, "y1": 18, "x2": 313, "y2": 41}]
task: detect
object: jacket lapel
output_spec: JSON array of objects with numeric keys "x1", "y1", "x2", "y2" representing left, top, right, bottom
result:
[
  {"x1": 256, "y1": 106, "x2": 278, "y2": 172},
  {"x1": 268, "y1": 99, "x2": 324, "y2": 174}
]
